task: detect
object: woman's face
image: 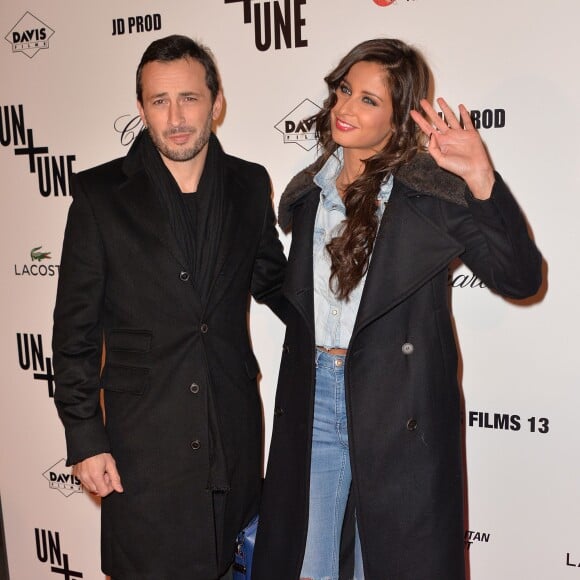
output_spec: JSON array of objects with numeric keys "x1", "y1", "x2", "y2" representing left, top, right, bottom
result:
[{"x1": 330, "y1": 60, "x2": 393, "y2": 160}]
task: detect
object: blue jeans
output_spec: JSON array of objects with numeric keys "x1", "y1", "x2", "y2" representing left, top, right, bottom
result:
[{"x1": 300, "y1": 349, "x2": 364, "y2": 580}]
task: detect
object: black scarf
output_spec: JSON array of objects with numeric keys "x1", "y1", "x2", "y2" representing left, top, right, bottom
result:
[
  {"x1": 138, "y1": 130, "x2": 230, "y2": 491},
  {"x1": 140, "y1": 130, "x2": 225, "y2": 302}
]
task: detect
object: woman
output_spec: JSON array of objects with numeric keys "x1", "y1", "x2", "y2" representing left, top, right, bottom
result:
[{"x1": 252, "y1": 39, "x2": 542, "y2": 580}]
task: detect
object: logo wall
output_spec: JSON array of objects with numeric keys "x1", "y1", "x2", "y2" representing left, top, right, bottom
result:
[
  {"x1": 275, "y1": 99, "x2": 320, "y2": 151},
  {"x1": 448, "y1": 270, "x2": 486, "y2": 289},
  {"x1": 439, "y1": 108, "x2": 506, "y2": 130},
  {"x1": 372, "y1": 0, "x2": 417, "y2": 6},
  {"x1": 272, "y1": 101, "x2": 505, "y2": 154},
  {"x1": 468, "y1": 410, "x2": 550, "y2": 434},
  {"x1": 0, "y1": 105, "x2": 76, "y2": 196},
  {"x1": 5, "y1": 12, "x2": 54, "y2": 58},
  {"x1": 112, "y1": 13, "x2": 162, "y2": 36},
  {"x1": 43, "y1": 460, "x2": 82, "y2": 497},
  {"x1": 465, "y1": 529, "x2": 491, "y2": 550},
  {"x1": 114, "y1": 113, "x2": 144, "y2": 147},
  {"x1": 17, "y1": 333, "x2": 55, "y2": 397},
  {"x1": 566, "y1": 552, "x2": 580, "y2": 568},
  {"x1": 15, "y1": 246, "x2": 60, "y2": 277},
  {"x1": 225, "y1": 0, "x2": 308, "y2": 51},
  {"x1": 35, "y1": 529, "x2": 84, "y2": 578}
]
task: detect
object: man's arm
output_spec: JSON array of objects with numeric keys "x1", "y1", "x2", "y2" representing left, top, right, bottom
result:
[
  {"x1": 52, "y1": 175, "x2": 123, "y2": 496},
  {"x1": 251, "y1": 185, "x2": 289, "y2": 322}
]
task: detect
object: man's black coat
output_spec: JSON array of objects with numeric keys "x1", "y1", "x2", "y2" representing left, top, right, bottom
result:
[{"x1": 53, "y1": 136, "x2": 286, "y2": 580}]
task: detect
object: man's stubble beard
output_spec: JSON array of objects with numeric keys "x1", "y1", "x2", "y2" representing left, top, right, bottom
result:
[{"x1": 148, "y1": 112, "x2": 213, "y2": 163}]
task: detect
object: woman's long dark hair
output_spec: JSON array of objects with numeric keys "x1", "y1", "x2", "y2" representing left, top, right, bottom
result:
[{"x1": 313, "y1": 39, "x2": 431, "y2": 300}]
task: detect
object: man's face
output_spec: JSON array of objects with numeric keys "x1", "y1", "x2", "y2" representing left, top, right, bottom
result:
[{"x1": 137, "y1": 57, "x2": 222, "y2": 165}]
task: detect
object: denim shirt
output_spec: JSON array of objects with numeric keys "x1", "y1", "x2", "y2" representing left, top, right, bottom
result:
[{"x1": 313, "y1": 149, "x2": 393, "y2": 349}]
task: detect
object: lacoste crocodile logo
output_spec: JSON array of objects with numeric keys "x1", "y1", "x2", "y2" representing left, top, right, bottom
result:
[{"x1": 30, "y1": 246, "x2": 51, "y2": 261}]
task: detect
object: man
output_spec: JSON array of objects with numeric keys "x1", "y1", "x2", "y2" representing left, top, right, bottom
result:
[{"x1": 52, "y1": 35, "x2": 286, "y2": 580}]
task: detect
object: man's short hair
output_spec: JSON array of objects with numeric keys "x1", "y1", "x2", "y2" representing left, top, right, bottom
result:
[{"x1": 136, "y1": 34, "x2": 220, "y2": 104}]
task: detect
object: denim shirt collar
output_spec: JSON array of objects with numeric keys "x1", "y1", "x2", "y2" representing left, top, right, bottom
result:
[{"x1": 313, "y1": 147, "x2": 393, "y2": 214}]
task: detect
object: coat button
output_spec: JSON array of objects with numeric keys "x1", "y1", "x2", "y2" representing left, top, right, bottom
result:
[
  {"x1": 406, "y1": 419, "x2": 418, "y2": 431},
  {"x1": 200, "y1": 323, "x2": 208, "y2": 333},
  {"x1": 179, "y1": 271, "x2": 190, "y2": 282},
  {"x1": 274, "y1": 406, "x2": 284, "y2": 417},
  {"x1": 191, "y1": 440, "x2": 201, "y2": 450},
  {"x1": 401, "y1": 342, "x2": 414, "y2": 355},
  {"x1": 190, "y1": 383, "x2": 200, "y2": 394},
  {"x1": 282, "y1": 344, "x2": 290, "y2": 354}
]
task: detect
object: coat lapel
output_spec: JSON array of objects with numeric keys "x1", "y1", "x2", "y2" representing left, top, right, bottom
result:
[
  {"x1": 118, "y1": 170, "x2": 203, "y2": 313},
  {"x1": 282, "y1": 186, "x2": 320, "y2": 336},
  {"x1": 352, "y1": 183, "x2": 463, "y2": 337},
  {"x1": 279, "y1": 172, "x2": 466, "y2": 340},
  {"x1": 120, "y1": 133, "x2": 193, "y2": 276},
  {"x1": 201, "y1": 168, "x2": 241, "y2": 310}
]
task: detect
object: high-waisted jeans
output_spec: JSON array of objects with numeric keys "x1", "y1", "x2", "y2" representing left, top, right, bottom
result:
[{"x1": 300, "y1": 349, "x2": 364, "y2": 580}]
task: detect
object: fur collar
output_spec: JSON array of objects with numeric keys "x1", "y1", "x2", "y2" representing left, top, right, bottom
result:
[{"x1": 278, "y1": 152, "x2": 468, "y2": 230}]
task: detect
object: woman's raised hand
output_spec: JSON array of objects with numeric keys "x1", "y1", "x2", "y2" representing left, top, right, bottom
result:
[{"x1": 410, "y1": 98, "x2": 495, "y2": 200}]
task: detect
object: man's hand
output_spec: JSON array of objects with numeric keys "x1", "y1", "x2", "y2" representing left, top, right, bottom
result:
[{"x1": 73, "y1": 452, "x2": 124, "y2": 497}]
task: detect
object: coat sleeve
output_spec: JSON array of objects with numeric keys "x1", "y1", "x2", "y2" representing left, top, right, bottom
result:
[
  {"x1": 250, "y1": 178, "x2": 289, "y2": 323},
  {"x1": 52, "y1": 174, "x2": 110, "y2": 465},
  {"x1": 444, "y1": 172, "x2": 543, "y2": 299}
]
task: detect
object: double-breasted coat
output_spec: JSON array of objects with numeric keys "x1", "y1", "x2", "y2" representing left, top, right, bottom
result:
[
  {"x1": 52, "y1": 136, "x2": 286, "y2": 580},
  {"x1": 252, "y1": 154, "x2": 542, "y2": 580}
]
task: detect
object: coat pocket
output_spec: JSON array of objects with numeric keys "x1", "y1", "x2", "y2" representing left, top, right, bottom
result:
[
  {"x1": 101, "y1": 363, "x2": 150, "y2": 395},
  {"x1": 107, "y1": 329, "x2": 152, "y2": 352}
]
